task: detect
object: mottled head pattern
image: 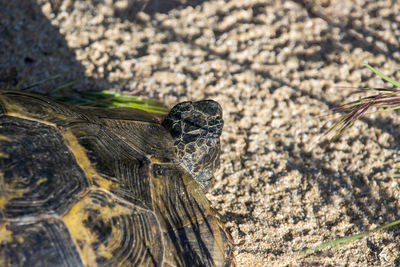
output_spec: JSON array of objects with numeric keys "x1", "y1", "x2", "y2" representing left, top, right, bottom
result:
[{"x1": 162, "y1": 100, "x2": 223, "y2": 191}]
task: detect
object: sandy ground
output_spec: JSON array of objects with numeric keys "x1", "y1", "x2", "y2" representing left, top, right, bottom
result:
[{"x1": 2, "y1": 0, "x2": 400, "y2": 265}]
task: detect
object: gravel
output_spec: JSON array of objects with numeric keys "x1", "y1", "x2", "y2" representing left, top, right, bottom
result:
[{"x1": 2, "y1": 0, "x2": 400, "y2": 265}]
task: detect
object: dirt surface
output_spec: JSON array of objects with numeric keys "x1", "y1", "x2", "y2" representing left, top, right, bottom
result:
[{"x1": 2, "y1": 0, "x2": 400, "y2": 265}]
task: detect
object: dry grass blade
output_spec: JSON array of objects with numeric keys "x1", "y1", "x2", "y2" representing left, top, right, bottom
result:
[
  {"x1": 309, "y1": 63, "x2": 400, "y2": 255},
  {"x1": 325, "y1": 63, "x2": 400, "y2": 141}
]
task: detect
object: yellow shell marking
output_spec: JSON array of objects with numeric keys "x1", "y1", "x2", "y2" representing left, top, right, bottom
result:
[
  {"x1": 0, "y1": 172, "x2": 33, "y2": 210},
  {"x1": 0, "y1": 134, "x2": 11, "y2": 142},
  {"x1": 62, "y1": 193, "x2": 98, "y2": 266},
  {"x1": 61, "y1": 130, "x2": 115, "y2": 191},
  {"x1": 62, "y1": 190, "x2": 138, "y2": 266},
  {"x1": 0, "y1": 223, "x2": 14, "y2": 243}
]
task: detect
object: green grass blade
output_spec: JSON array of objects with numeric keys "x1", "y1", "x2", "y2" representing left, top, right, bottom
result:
[
  {"x1": 51, "y1": 78, "x2": 84, "y2": 92},
  {"x1": 7, "y1": 75, "x2": 170, "y2": 115},
  {"x1": 298, "y1": 219, "x2": 400, "y2": 255},
  {"x1": 364, "y1": 62, "x2": 400, "y2": 88},
  {"x1": 53, "y1": 89, "x2": 169, "y2": 115},
  {"x1": 19, "y1": 74, "x2": 62, "y2": 90}
]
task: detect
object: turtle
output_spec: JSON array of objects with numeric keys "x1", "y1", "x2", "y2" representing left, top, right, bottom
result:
[{"x1": 0, "y1": 90, "x2": 234, "y2": 266}]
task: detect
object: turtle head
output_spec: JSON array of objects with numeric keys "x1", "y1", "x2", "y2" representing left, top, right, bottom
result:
[{"x1": 162, "y1": 100, "x2": 223, "y2": 191}]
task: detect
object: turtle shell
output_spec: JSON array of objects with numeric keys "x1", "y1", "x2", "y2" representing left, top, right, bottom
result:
[{"x1": 0, "y1": 91, "x2": 233, "y2": 266}]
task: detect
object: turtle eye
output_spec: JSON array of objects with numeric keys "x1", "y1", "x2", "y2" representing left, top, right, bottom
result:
[
  {"x1": 182, "y1": 133, "x2": 200, "y2": 144},
  {"x1": 169, "y1": 124, "x2": 181, "y2": 138},
  {"x1": 183, "y1": 123, "x2": 199, "y2": 133},
  {"x1": 183, "y1": 115, "x2": 206, "y2": 132}
]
